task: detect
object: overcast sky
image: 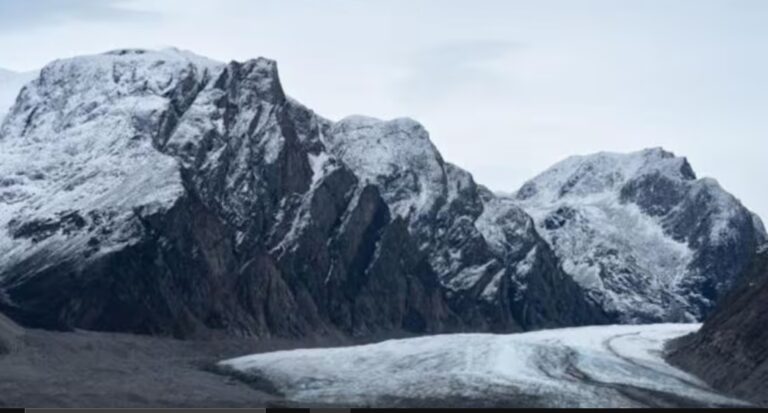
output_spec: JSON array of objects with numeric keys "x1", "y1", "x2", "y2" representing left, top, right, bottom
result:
[{"x1": 0, "y1": 0, "x2": 766, "y2": 220}]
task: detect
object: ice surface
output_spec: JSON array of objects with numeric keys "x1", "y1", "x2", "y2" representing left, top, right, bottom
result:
[{"x1": 220, "y1": 323, "x2": 746, "y2": 407}]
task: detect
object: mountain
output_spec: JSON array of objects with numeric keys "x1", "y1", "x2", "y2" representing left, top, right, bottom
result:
[
  {"x1": 667, "y1": 245, "x2": 768, "y2": 406},
  {"x1": 0, "y1": 68, "x2": 37, "y2": 119},
  {"x1": 0, "y1": 48, "x2": 606, "y2": 339},
  {"x1": 512, "y1": 149, "x2": 766, "y2": 323},
  {"x1": 0, "y1": 48, "x2": 760, "y2": 341}
]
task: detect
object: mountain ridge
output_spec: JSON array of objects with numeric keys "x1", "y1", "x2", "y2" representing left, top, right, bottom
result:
[
  {"x1": 0, "y1": 48, "x2": 762, "y2": 341},
  {"x1": 0, "y1": 48, "x2": 604, "y2": 338}
]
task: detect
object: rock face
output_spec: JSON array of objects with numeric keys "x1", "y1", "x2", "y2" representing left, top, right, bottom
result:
[
  {"x1": 513, "y1": 149, "x2": 766, "y2": 323},
  {"x1": 667, "y1": 246, "x2": 768, "y2": 406},
  {"x1": 0, "y1": 49, "x2": 606, "y2": 339}
]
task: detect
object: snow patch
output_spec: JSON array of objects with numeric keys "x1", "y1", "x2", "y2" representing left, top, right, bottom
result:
[
  {"x1": 446, "y1": 260, "x2": 496, "y2": 292},
  {"x1": 480, "y1": 268, "x2": 507, "y2": 302}
]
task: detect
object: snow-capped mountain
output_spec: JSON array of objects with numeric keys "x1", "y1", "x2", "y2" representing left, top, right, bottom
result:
[
  {"x1": 0, "y1": 68, "x2": 37, "y2": 120},
  {"x1": 0, "y1": 48, "x2": 605, "y2": 338},
  {"x1": 0, "y1": 48, "x2": 761, "y2": 339},
  {"x1": 513, "y1": 148, "x2": 766, "y2": 323}
]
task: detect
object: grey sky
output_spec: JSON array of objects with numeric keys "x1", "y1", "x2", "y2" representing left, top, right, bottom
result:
[
  {"x1": 0, "y1": 0, "x2": 766, "y2": 220},
  {"x1": 0, "y1": 0, "x2": 154, "y2": 31}
]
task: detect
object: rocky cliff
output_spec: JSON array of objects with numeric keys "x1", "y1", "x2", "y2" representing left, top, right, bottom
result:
[{"x1": 667, "y1": 245, "x2": 768, "y2": 406}]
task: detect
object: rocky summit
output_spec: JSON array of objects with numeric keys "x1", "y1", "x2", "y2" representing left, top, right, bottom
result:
[{"x1": 0, "y1": 48, "x2": 763, "y2": 340}]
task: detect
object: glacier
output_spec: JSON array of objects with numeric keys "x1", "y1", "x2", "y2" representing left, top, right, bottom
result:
[{"x1": 219, "y1": 323, "x2": 747, "y2": 408}]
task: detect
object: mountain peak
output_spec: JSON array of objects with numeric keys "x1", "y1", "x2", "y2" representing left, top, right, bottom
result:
[
  {"x1": 513, "y1": 146, "x2": 762, "y2": 322},
  {"x1": 221, "y1": 57, "x2": 285, "y2": 104},
  {"x1": 325, "y1": 115, "x2": 443, "y2": 221},
  {"x1": 104, "y1": 47, "x2": 222, "y2": 69},
  {"x1": 641, "y1": 145, "x2": 673, "y2": 156},
  {"x1": 516, "y1": 148, "x2": 696, "y2": 202}
]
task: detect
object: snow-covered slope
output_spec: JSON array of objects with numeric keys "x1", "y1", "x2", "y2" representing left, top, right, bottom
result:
[
  {"x1": 0, "y1": 68, "x2": 37, "y2": 120},
  {"x1": 513, "y1": 148, "x2": 765, "y2": 322},
  {"x1": 219, "y1": 323, "x2": 746, "y2": 408},
  {"x1": 0, "y1": 49, "x2": 220, "y2": 277}
]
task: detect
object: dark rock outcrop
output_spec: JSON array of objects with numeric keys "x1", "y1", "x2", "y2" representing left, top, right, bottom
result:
[{"x1": 667, "y1": 246, "x2": 768, "y2": 406}]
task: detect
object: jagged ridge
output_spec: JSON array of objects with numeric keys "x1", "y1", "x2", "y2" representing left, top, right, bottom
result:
[
  {"x1": 1, "y1": 48, "x2": 761, "y2": 340},
  {"x1": 0, "y1": 48, "x2": 606, "y2": 338}
]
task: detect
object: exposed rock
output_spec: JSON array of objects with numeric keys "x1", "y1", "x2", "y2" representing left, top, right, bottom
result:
[{"x1": 667, "y1": 246, "x2": 768, "y2": 406}]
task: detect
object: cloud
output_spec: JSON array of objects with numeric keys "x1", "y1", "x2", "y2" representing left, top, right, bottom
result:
[
  {"x1": 397, "y1": 40, "x2": 520, "y2": 103},
  {"x1": 0, "y1": 0, "x2": 157, "y2": 32}
]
